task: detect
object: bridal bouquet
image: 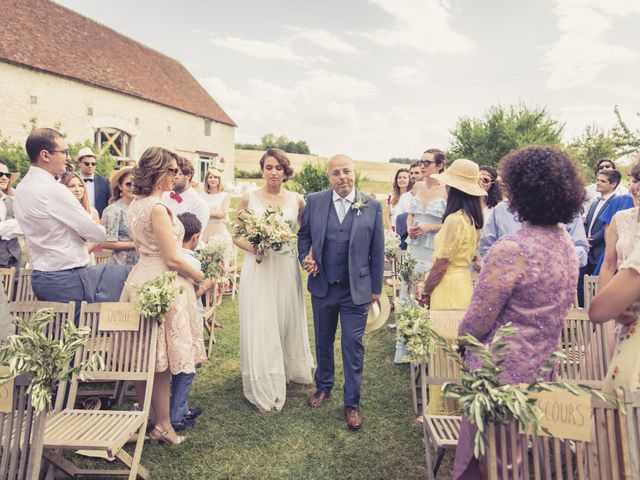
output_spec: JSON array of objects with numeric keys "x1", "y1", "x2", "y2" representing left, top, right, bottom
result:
[
  {"x1": 233, "y1": 207, "x2": 297, "y2": 263},
  {"x1": 198, "y1": 236, "x2": 234, "y2": 281},
  {"x1": 395, "y1": 298, "x2": 430, "y2": 363},
  {"x1": 131, "y1": 272, "x2": 184, "y2": 323}
]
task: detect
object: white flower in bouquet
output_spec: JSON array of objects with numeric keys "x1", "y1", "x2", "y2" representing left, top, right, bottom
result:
[
  {"x1": 198, "y1": 236, "x2": 233, "y2": 279},
  {"x1": 395, "y1": 298, "x2": 430, "y2": 363},
  {"x1": 130, "y1": 272, "x2": 184, "y2": 323},
  {"x1": 384, "y1": 230, "x2": 401, "y2": 259},
  {"x1": 233, "y1": 207, "x2": 297, "y2": 263}
]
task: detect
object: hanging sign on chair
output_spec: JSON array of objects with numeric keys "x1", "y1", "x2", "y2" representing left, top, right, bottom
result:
[
  {"x1": 0, "y1": 366, "x2": 13, "y2": 413},
  {"x1": 99, "y1": 302, "x2": 140, "y2": 331}
]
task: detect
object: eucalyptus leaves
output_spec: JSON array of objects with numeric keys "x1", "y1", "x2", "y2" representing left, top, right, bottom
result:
[
  {"x1": 131, "y1": 271, "x2": 184, "y2": 323},
  {"x1": 0, "y1": 309, "x2": 104, "y2": 414},
  {"x1": 197, "y1": 236, "x2": 233, "y2": 281},
  {"x1": 397, "y1": 253, "x2": 420, "y2": 286}
]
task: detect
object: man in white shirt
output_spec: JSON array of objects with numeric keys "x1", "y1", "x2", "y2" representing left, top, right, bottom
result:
[
  {"x1": 14, "y1": 128, "x2": 106, "y2": 315},
  {"x1": 163, "y1": 156, "x2": 209, "y2": 244}
]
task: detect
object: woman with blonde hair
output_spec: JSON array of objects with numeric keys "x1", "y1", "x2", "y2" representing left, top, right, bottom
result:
[
  {"x1": 61, "y1": 173, "x2": 99, "y2": 221},
  {"x1": 120, "y1": 147, "x2": 211, "y2": 445},
  {"x1": 200, "y1": 167, "x2": 231, "y2": 242}
]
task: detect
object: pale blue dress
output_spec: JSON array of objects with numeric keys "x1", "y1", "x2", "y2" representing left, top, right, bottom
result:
[{"x1": 394, "y1": 196, "x2": 446, "y2": 363}]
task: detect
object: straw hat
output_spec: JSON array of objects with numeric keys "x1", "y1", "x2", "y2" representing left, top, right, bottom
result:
[
  {"x1": 207, "y1": 166, "x2": 224, "y2": 177},
  {"x1": 109, "y1": 167, "x2": 133, "y2": 191},
  {"x1": 365, "y1": 294, "x2": 391, "y2": 333},
  {"x1": 430, "y1": 159, "x2": 487, "y2": 197},
  {"x1": 5, "y1": 172, "x2": 20, "y2": 184}
]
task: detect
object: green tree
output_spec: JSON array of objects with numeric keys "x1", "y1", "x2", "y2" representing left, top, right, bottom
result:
[
  {"x1": 567, "y1": 125, "x2": 621, "y2": 180},
  {"x1": 389, "y1": 158, "x2": 415, "y2": 165},
  {"x1": 448, "y1": 104, "x2": 565, "y2": 167},
  {"x1": 612, "y1": 105, "x2": 640, "y2": 155}
]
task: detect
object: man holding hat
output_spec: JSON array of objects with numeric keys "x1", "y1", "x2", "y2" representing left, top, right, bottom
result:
[
  {"x1": 77, "y1": 147, "x2": 111, "y2": 217},
  {"x1": 298, "y1": 154, "x2": 384, "y2": 430}
]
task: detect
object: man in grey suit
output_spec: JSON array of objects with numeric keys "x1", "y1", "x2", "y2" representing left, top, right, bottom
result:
[{"x1": 298, "y1": 154, "x2": 384, "y2": 430}]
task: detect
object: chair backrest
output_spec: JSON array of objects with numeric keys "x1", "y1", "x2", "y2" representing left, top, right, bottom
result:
[
  {"x1": 485, "y1": 396, "x2": 623, "y2": 480},
  {"x1": 10, "y1": 302, "x2": 75, "y2": 342},
  {"x1": 66, "y1": 302, "x2": 158, "y2": 407},
  {"x1": 0, "y1": 267, "x2": 16, "y2": 302},
  {"x1": 0, "y1": 373, "x2": 47, "y2": 480},
  {"x1": 620, "y1": 388, "x2": 640, "y2": 479},
  {"x1": 14, "y1": 269, "x2": 35, "y2": 302},
  {"x1": 583, "y1": 275, "x2": 599, "y2": 309},
  {"x1": 557, "y1": 309, "x2": 610, "y2": 387},
  {"x1": 93, "y1": 250, "x2": 112, "y2": 266}
]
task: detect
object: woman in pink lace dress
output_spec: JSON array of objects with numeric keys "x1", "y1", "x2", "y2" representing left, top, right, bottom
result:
[
  {"x1": 452, "y1": 146, "x2": 586, "y2": 479},
  {"x1": 121, "y1": 147, "x2": 209, "y2": 445}
]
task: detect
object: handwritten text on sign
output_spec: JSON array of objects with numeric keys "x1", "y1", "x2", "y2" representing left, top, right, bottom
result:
[
  {"x1": 525, "y1": 388, "x2": 592, "y2": 442},
  {"x1": 428, "y1": 310, "x2": 464, "y2": 339},
  {"x1": 99, "y1": 303, "x2": 140, "y2": 331},
  {"x1": 0, "y1": 366, "x2": 13, "y2": 413}
]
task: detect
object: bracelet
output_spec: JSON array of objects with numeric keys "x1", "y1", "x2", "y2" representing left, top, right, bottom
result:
[{"x1": 195, "y1": 278, "x2": 207, "y2": 289}]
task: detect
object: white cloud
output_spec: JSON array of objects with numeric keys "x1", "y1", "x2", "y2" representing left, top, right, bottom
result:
[
  {"x1": 285, "y1": 26, "x2": 361, "y2": 55},
  {"x1": 361, "y1": 0, "x2": 473, "y2": 54},
  {"x1": 390, "y1": 65, "x2": 429, "y2": 85},
  {"x1": 546, "y1": 1, "x2": 638, "y2": 89},
  {"x1": 209, "y1": 36, "x2": 322, "y2": 67}
]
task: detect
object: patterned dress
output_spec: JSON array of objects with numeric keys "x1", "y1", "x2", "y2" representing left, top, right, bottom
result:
[
  {"x1": 613, "y1": 207, "x2": 640, "y2": 269},
  {"x1": 453, "y1": 224, "x2": 579, "y2": 479},
  {"x1": 101, "y1": 199, "x2": 137, "y2": 265},
  {"x1": 120, "y1": 196, "x2": 206, "y2": 374}
]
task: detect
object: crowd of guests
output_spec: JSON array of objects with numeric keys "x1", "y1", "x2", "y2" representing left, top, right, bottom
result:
[{"x1": 386, "y1": 147, "x2": 640, "y2": 478}]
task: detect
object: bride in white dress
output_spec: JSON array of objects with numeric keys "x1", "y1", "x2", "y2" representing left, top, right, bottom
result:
[{"x1": 234, "y1": 149, "x2": 314, "y2": 412}]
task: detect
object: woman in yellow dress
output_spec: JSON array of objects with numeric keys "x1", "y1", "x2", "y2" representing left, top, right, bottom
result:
[{"x1": 416, "y1": 159, "x2": 486, "y2": 413}]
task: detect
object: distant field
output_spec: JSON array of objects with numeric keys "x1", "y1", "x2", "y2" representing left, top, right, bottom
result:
[{"x1": 235, "y1": 149, "x2": 403, "y2": 185}]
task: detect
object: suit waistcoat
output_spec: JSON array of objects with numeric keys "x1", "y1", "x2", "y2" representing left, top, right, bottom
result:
[
  {"x1": 0, "y1": 196, "x2": 20, "y2": 264},
  {"x1": 322, "y1": 202, "x2": 354, "y2": 284}
]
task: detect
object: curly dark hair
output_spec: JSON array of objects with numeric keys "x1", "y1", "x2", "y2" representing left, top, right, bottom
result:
[
  {"x1": 132, "y1": 147, "x2": 180, "y2": 196},
  {"x1": 479, "y1": 166, "x2": 502, "y2": 208},
  {"x1": 259, "y1": 148, "x2": 294, "y2": 181},
  {"x1": 500, "y1": 145, "x2": 586, "y2": 225}
]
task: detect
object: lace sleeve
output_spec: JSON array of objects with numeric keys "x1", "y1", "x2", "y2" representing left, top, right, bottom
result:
[
  {"x1": 102, "y1": 205, "x2": 120, "y2": 242},
  {"x1": 620, "y1": 243, "x2": 640, "y2": 275},
  {"x1": 458, "y1": 238, "x2": 525, "y2": 340},
  {"x1": 433, "y1": 213, "x2": 465, "y2": 260}
]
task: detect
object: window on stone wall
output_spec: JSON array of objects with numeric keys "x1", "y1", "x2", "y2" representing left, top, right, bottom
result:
[
  {"x1": 197, "y1": 153, "x2": 220, "y2": 184},
  {"x1": 94, "y1": 127, "x2": 132, "y2": 158},
  {"x1": 204, "y1": 119, "x2": 212, "y2": 137}
]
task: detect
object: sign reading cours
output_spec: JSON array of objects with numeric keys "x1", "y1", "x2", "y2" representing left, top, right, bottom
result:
[
  {"x1": 525, "y1": 387, "x2": 592, "y2": 442},
  {"x1": 99, "y1": 303, "x2": 140, "y2": 331},
  {"x1": 429, "y1": 310, "x2": 464, "y2": 339}
]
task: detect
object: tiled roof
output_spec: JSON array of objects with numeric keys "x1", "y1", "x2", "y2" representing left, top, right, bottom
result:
[{"x1": 0, "y1": 0, "x2": 236, "y2": 126}]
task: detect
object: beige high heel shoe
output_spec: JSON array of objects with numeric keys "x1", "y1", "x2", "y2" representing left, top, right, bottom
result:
[{"x1": 148, "y1": 425, "x2": 186, "y2": 446}]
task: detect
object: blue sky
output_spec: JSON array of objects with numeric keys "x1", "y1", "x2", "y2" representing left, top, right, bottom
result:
[{"x1": 56, "y1": 0, "x2": 640, "y2": 162}]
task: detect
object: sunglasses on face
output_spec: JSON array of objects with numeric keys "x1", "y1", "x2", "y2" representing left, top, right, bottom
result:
[
  {"x1": 82, "y1": 162, "x2": 97, "y2": 167},
  {"x1": 123, "y1": 181, "x2": 133, "y2": 188},
  {"x1": 167, "y1": 167, "x2": 180, "y2": 175},
  {"x1": 420, "y1": 160, "x2": 436, "y2": 166},
  {"x1": 598, "y1": 164, "x2": 613, "y2": 170},
  {"x1": 0, "y1": 172, "x2": 11, "y2": 179},
  {"x1": 479, "y1": 177, "x2": 494, "y2": 185}
]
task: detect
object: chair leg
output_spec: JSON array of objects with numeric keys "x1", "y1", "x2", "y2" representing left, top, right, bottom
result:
[
  {"x1": 423, "y1": 420, "x2": 435, "y2": 480},
  {"x1": 433, "y1": 448, "x2": 445, "y2": 477}
]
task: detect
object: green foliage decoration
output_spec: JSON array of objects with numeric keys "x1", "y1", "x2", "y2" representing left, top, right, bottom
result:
[{"x1": 0, "y1": 309, "x2": 104, "y2": 414}]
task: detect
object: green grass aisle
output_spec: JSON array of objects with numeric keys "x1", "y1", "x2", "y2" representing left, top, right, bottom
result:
[{"x1": 139, "y1": 287, "x2": 428, "y2": 479}]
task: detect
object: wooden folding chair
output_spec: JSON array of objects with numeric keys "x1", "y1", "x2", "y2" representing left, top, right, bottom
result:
[
  {"x1": 485, "y1": 395, "x2": 623, "y2": 479},
  {"x1": 420, "y1": 309, "x2": 465, "y2": 480},
  {"x1": 0, "y1": 267, "x2": 16, "y2": 301},
  {"x1": 0, "y1": 373, "x2": 48, "y2": 480},
  {"x1": 14, "y1": 269, "x2": 35, "y2": 302},
  {"x1": 619, "y1": 387, "x2": 640, "y2": 479},
  {"x1": 583, "y1": 275, "x2": 599, "y2": 309},
  {"x1": 557, "y1": 309, "x2": 610, "y2": 388},
  {"x1": 93, "y1": 250, "x2": 112, "y2": 266},
  {"x1": 42, "y1": 302, "x2": 158, "y2": 480},
  {"x1": 10, "y1": 301, "x2": 75, "y2": 340}
]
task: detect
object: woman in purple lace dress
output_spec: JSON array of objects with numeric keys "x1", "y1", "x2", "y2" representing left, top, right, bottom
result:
[{"x1": 452, "y1": 146, "x2": 586, "y2": 479}]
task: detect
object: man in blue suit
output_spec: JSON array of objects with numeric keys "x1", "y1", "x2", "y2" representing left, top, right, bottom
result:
[
  {"x1": 298, "y1": 154, "x2": 384, "y2": 430},
  {"x1": 578, "y1": 169, "x2": 621, "y2": 306},
  {"x1": 77, "y1": 147, "x2": 111, "y2": 217}
]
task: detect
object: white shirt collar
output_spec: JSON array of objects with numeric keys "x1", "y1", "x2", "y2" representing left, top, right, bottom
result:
[
  {"x1": 599, "y1": 191, "x2": 615, "y2": 201},
  {"x1": 181, "y1": 247, "x2": 196, "y2": 258},
  {"x1": 332, "y1": 189, "x2": 356, "y2": 204}
]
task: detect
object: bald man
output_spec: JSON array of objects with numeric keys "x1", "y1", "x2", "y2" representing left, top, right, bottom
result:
[{"x1": 298, "y1": 154, "x2": 384, "y2": 430}]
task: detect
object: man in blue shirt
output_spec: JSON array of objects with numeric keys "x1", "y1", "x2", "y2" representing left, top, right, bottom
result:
[{"x1": 479, "y1": 201, "x2": 588, "y2": 268}]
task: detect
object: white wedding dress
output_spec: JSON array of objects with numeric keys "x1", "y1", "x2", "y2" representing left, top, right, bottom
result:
[{"x1": 239, "y1": 191, "x2": 315, "y2": 411}]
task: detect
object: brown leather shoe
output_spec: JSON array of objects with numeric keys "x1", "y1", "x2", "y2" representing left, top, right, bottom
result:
[
  {"x1": 308, "y1": 391, "x2": 330, "y2": 408},
  {"x1": 345, "y1": 407, "x2": 363, "y2": 430}
]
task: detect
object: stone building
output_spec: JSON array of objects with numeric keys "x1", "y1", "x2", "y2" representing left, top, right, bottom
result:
[{"x1": 0, "y1": 0, "x2": 236, "y2": 185}]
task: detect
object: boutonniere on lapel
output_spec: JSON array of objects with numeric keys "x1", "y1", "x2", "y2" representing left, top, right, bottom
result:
[{"x1": 352, "y1": 197, "x2": 368, "y2": 216}]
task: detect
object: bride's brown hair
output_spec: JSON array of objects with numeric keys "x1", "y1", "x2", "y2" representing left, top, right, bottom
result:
[{"x1": 132, "y1": 147, "x2": 180, "y2": 196}]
